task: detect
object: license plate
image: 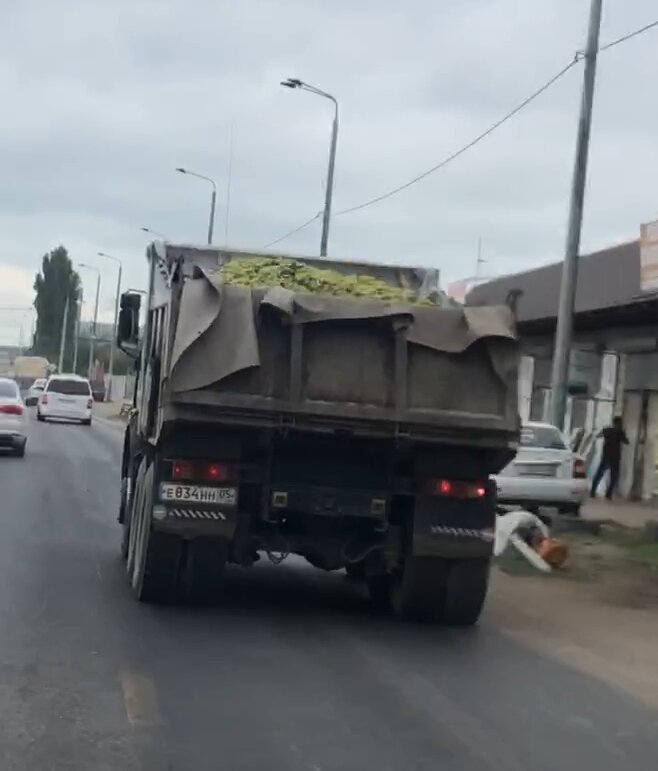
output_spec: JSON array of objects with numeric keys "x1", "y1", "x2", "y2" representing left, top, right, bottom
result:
[
  {"x1": 516, "y1": 464, "x2": 556, "y2": 477},
  {"x1": 159, "y1": 484, "x2": 237, "y2": 505}
]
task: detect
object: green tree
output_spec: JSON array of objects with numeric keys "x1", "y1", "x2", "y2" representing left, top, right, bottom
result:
[{"x1": 33, "y1": 246, "x2": 81, "y2": 369}]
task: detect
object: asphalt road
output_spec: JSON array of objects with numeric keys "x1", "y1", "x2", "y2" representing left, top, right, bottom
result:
[{"x1": 1, "y1": 413, "x2": 657, "y2": 771}]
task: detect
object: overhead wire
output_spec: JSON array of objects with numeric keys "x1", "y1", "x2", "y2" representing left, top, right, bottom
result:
[
  {"x1": 261, "y1": 211, "x2": 321, "y2": 249},
  {"x1": 334, "y1": 57, "x2": 580, "y2": 217},
  {"x1": 599, "y1": 18, "x2": 658, "y2": 52},
  {"x1": 262, "y1": 17, "x2": 658, "y2": 245}
]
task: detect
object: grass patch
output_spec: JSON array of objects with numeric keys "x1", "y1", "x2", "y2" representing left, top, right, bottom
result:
[{"x1": 625, "y1": 541, "x2": 658, "y2": 570}]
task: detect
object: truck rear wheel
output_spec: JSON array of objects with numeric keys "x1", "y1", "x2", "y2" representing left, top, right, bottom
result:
[
  {"x1": 131, "y1": 463, "x2": 182, "y2": 603},
  {"x1": 125, "y1": 460, "x2": 146, "y2": 575},
  {"x1": 366, "y1": 573, "x2": 392, "y2": 612},
  {"x1": 442, "y1": 558, "x2": 490, "y2": 627},
  {"x1": 181, "y1": 537, "x2": 228, "y2": 604},
  {"x1": 391, "y1": 557, "x2": 448, "y2": 623},
  {"x1": 119, "y1": 477, "x2": 131, "y2": 561}
]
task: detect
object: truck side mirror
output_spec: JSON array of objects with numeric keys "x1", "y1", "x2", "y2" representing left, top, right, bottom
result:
[{"x1": 117, "y1": 292, "x2": 141, "y2": 355}]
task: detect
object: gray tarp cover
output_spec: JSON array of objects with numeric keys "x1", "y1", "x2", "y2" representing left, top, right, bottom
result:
[{"x1": 169, "y1": 270, "x2": 516, "y2": 395}]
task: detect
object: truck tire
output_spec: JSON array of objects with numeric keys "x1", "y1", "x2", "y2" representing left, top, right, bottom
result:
[
  {"x1": 391, "y1": 557, "x2": 448, "y2": 623},
  {"x1": 125, "y1": 459, "x2": 147, "y2": 575},
  {"x1": 442, "y1": 558, "x2": 490, "y2": 627},
  {"x1": 181, "y1": 537, "x2": 228, "y2": 605},
  {"x1": 119, "y1": 477, "x2": 131, "y2": 561},
  {"x1": 366, "y1": 573, "x2": 392, "y2": 612},
  {"x1": 131, "y1": 463, "x2": 182, "y2": 603}
]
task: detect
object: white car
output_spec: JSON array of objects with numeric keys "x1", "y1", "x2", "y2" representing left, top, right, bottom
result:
[
  {"x1": 24, "y1": 377, "x2": 47, "y2": 406},
  {"x1": 0, "y1": 377, "x2": 27, "y2": 457},
  {"x1": 37, "y1": 374, "x2": 93, "y2": 425},
  {"x1": 494, "y1": 421, "x2": 587, "y2": 515}
]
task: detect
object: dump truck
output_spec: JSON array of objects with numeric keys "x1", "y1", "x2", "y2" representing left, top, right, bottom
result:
[{"x1": 117, "y1": 243, "x2": 519, "y2": 624}]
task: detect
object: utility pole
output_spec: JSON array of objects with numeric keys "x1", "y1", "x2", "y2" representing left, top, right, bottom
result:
[
  {"x1": 550, "y1": 0, "x2": 603, "y2": 429},
  {"x1": 57, "y1": 295, "x2": 70, "y2": 373},
  {"x1": 320, "y1": 105, "x2": 338, "y2": 257},
  {"x1": 98, "y1": 253, "x2": 122, "y2": 401},
  {"x1": 72, "y1": 290, "x2": 82, "y2": 374},
  {"x1": 79, "y1": 264, "x2": 101, "y2": 378},
  {"x1": 89, "y1": 273, "x2": 100, "y2": 378}
]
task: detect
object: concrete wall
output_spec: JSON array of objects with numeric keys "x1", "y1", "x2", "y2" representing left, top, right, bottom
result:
[{"x1": 103, "y1": 374, "x2": 135, "y2": 401}]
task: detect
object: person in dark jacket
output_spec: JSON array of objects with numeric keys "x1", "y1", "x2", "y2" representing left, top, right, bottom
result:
[{"x1": 590, "y1": 416, "x2": 628, "y2": 499}]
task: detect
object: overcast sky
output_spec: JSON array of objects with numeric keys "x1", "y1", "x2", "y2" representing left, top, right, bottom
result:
[{"x1": 1, "y1": 0, "x2": 657, "y2": 344}]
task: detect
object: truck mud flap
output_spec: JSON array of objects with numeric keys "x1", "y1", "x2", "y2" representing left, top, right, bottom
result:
[
  {"x1": 411, "y1": 498, "x2": 495, "y2": 559},
  {"x1": 151, "y1": 503, "x2": 238, "y2": 538}
]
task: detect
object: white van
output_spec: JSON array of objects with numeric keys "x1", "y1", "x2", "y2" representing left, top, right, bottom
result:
[{"x1": 37, "y1": 375, "x2": 93, "y2": 425}]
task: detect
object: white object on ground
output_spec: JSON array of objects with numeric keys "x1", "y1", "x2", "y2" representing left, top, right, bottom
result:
[{"x1": 494, "y1": 510, "x2": 552, "y2": 572}]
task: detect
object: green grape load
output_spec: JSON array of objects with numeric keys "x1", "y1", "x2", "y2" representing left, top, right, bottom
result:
[{"x1": 218, "y1": 257, "x2": 439, "y2": 305}]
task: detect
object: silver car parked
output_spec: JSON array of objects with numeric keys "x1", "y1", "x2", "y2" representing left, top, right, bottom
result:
[
  {"x1": 494, "y1": 421, "x2": 587, "y2": 515},
  {"x1": 24, "y1": 377, "x2": 47, "y2": 406},
  {"x1": 0, "y1": 378, "x2": 27, "y2": 457}
]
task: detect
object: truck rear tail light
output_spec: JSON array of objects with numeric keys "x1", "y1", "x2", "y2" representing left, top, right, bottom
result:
[
  {"x1": 423, "y1": 479, "x2": 487, "y2": 499},
  {"x1": 87, "y1": 398, "x2": 93, "y2": 409},
  {"x1": 573, "y1": 458, "x2": 587, "y2": 478},
  {"x1": 41, "y1": 395, "x2": 48, "y2": 405},
  {"x1": 171, "y1": 459, "x2": 237, "y2": 483},
  {"x1": 0, "y1": 403, "x2": 24, "y2": 416}
]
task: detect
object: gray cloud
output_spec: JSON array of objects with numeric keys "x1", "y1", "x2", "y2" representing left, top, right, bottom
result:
[{"x1": 1, "y1": 0, "x2": 657, "y2": 343}]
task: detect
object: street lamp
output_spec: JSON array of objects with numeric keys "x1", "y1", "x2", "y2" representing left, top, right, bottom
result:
[
  {"x1": 78, "y1": 263, "x2": 101, "y2": 378},
  {"x1": 281, "y1": 77, "x2": 339, "y2": 257},
  {"x1": 98, "y1": 252, "x2": 123, "y2": 401},
  {"x1": 175, "y1": 167, "x2": 217, "y2": 245},
  {"x1": 140, "y1": 227, "x2": 168, "y2": 239}
]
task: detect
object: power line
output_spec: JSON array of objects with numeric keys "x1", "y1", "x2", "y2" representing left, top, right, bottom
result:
[
  {"x1": 262, "y1": 17, "x2": 658, "y2": 246},
  {"x1": 600, "y1": 18, "x2": 658, "y2": 52},
  {"x1": 334, "y1": 57, "x2": 580, "y2": 217},
  {"x1": 334, "y1": 19, "x2": 658, "y2": 218},
  {"x1": 261, "y1": 212, "x2": 321, "y2": 249}
]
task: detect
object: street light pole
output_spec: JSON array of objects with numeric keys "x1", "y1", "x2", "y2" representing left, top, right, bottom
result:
[
  {"x1": 281, "y1": 78, "x2": 339, "y2": 257},
  {"x1": 175, "y1": 168, "x2": 217, "y2": 244},
  {"x1": 550, "y1": 0, "x2": 603, "y2": 430},
  {"x1": 79, "y1": 264, "x2": 101, "y2": 378},
  {"x1": 98, "y1": 252, "x2": 123, "y2": 401}
]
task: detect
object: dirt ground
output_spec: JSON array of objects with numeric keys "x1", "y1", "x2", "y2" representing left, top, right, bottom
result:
[{"x1": 488, "y1": 526, "x2": 658, "y2": 710}]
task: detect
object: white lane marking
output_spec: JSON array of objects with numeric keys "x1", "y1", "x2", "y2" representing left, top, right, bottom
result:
[{"x1": 119, "y1": 670, "x2": 162, "y2": 727}]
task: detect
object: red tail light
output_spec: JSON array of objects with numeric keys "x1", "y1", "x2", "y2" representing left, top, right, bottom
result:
[
  {"x1": 574, "y1": 458, "x2": 587, "y2": 478},
  {"x1": 423, "y1": 479, "x2": 487, "y2": 499},
  {"x1": 0, "y1": 403, "x2": 23, "y2": 416},
  {"x1": 41, "y1": 395, "x2": 48, "y2": 405},
  {"x1": 172, "y1": 459, "x2": 237, "y2": 483}
]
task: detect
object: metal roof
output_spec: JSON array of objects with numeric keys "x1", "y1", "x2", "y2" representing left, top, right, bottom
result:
[{"x1": 465, "y1": 240, "x2": 650, "y2": 322}]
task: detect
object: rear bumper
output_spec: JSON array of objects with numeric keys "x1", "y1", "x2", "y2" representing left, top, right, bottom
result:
[
  {"x1": 39, "y1": 406, "x2": 92, "y2": 421},
  {"x1": 493, "y1": 475, "x2": 588, "y2": 506}
]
